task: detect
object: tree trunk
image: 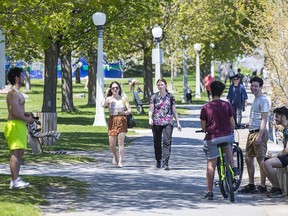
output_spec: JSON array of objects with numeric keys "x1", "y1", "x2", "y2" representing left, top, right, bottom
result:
[
  {"x1": 25, "y1": 65, "x2": 31, "y2": 91},
  {"x1": 60, "y1": 48, "x2": 75, "y2": 112},
  {"x1": 143, "y1": 48, "x2": 153, "y2": 101},
  {"x1": 87, "y1": 48, "x2": 96, "y2": 105},
  {"x1": 42, "y1": 40, "x2": 59, "y2": 112},
  {"x1": 75, "y1": 67, "x2": 81, "y2": 84}
]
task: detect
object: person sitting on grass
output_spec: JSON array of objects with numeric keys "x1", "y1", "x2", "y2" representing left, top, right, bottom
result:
[{"x1": 262, "y1": 106, "x2": 288, "y2": 198}]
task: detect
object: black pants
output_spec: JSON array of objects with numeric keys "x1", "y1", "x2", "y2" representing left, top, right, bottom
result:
[{"x1": 152, "y1": 124, "x2": 173, "y2": 166}]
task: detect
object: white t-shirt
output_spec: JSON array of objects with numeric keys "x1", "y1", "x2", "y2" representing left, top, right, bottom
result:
[
  {"x1": 249, "y1": 95, "x2": 270, "y2": 130},
  {"x1": 228, "y1": 68, "x2": 235, "y2": 77}
]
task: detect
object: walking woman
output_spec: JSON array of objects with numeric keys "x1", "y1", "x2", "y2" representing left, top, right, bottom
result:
[
  {"x1": 101, "y1": 81, "x2": 132, "y2": 168},
  {"x1": 149, "y1": 78, "x2": 182, "y2": 170}
]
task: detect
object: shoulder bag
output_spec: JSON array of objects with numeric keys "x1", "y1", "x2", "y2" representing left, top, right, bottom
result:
[{"x1": 122, "y1": 97, "x2": 136, "y2": 128}]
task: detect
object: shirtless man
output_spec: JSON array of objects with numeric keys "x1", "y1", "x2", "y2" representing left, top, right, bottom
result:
[{"x1": 4, "y1": 67, "x2": 34, "y2": 189}]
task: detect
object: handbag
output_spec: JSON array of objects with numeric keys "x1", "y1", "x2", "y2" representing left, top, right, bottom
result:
[
  {"x1": 126, "y1": 114, "x2": 136, "y2": 128},
  {"x1": 122, "y1": 97, "x2": 136, "y2": 128}
]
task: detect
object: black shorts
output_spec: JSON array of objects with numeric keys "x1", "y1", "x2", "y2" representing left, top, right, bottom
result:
[{"x1": 277, "y1": 154, "x2": 288, "y2": 167}]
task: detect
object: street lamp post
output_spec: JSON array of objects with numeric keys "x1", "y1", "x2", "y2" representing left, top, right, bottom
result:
[
  {"x1": 181, "y1": 35, "x2": 189, "y2": 103},
  {"x1": 194, "y1": 43, "x2": 201, "y2": 98},
  {"x1": 0, "y1": 29, "x2": 5, "y2": 89},
  {"x1": 210, "y1": 43, "x2": 215, "y2": 77},
  {"x1": 92, "y1": 12, "x2": 107, "y2": 126},
  {"x1": 152, "y1": 25, "x2": 163, "y2": 83}
]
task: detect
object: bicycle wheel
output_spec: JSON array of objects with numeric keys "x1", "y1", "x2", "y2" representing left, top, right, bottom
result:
[
  {"x1": 218, "y1": 154, "x2": 235, "y2": 202},
  {"x1": 217, "y1": 157, "x2": 229, "y2": 198},
  {"x1": 224, "y1": 159, "x2": 235, "y2": 202},
  {"x1": 232, "y1": 144, "x2": 244, "y2": 191}
]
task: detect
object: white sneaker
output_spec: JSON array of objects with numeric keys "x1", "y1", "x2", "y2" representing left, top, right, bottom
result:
[{"x1": 10, "y1": 177, "x2": 29, "y2": 189}]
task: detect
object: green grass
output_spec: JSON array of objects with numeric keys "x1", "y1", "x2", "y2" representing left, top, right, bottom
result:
[
  {"x1": 0, "y1": 174, "x2": 88, "y2": 216},
  {"x1": 0, "y1": 73, "x2": 207, "y2": 216}
]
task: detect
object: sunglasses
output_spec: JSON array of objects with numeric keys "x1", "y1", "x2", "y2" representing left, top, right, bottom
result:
[
  {"x1": 233, "y1": 78, "x2": 239, "y2": 80},
  {"x1": 111, "y1": 86, "x2": 119, "y2": 90}
]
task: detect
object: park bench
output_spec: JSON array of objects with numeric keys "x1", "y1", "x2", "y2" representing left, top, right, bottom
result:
[
  {"x1": 27, "y1": 112, "x2": 62, "y2": 154},
  {"x1": 131, "y1": 92, "x2": 149, "y2": 114}
]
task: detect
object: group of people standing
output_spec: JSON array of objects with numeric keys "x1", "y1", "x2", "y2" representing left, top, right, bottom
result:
[
  {"x1": 3, "y1": 67, "x2": 287, "y2": 201},
  {"x1": 202, "y1": 74, "x2": 287, "y2": 199}
]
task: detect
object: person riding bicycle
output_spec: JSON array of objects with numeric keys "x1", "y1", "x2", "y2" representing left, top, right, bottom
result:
[{"x1": 200, "y1": 80, "x2": 239, "y2": 200}]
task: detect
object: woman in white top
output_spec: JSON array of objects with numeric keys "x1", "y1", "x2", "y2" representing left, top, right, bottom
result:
[{"x1": 101, "y1": 81, "x2": 132, "y2": 168}]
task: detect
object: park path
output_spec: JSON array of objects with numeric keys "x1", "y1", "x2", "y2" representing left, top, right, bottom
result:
[{"x1": 1, "y1": 88, "x2": 287, "y2": 216}]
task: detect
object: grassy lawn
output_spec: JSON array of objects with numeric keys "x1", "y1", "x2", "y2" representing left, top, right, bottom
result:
[
  {"x1": 0, "y1": 74, "x2": 208, "y2": 215},
  {"x1": 0, "y1": 174, "x2": 88, "y2": 216}
]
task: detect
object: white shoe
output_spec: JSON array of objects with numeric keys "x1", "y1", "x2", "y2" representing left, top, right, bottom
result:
[
  {"x1": 118, "y1": 162, "x2": 123, "y2": 168},
  {"x1": 10, "y1": 177, "x2": 29, "y2": 189}
]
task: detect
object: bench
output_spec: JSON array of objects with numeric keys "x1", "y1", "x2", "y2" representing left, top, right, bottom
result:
[
  {"x1": 131, "y1": 92, "x2": 149, "y2": 114},
  {"x1": 267, "y1": 141, "x2": 288, "y2": 195},
  {"x1": 27, "y1": 112, "x2": 60, "y2": 154}
]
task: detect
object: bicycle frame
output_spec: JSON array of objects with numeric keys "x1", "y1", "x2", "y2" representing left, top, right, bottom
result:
[
  {"x1": 218, "y1": 147, "x2": 235, "y2": 181},
  {"x1": 217, "y1": 144, "x2": 235, "y2": 202}
]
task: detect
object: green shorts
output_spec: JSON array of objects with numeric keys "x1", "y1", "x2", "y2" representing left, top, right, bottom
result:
[{"x1": 4, "y1": 120, "x2": 27, "y2": 150}]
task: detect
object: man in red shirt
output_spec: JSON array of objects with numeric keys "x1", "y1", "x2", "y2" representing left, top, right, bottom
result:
[{"x1": 203, "y1": 73, "x2": 215, "y2": 101}]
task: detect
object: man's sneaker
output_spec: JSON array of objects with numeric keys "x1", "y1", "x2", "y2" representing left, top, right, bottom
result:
[
  {"x1": 156, "y1": 160, "x2": 161, "y2": 168},
  {"x1": 238, "y1": 183, "x2": 256, "y2": 193},
  {"x1": 232, "y1": 167, "x2": 240, "y2": 176},
  {"x1": 204, "y1": 192, "x2": 213, "y2": 200},
  {"x1": 267, "y1": 187, "x2": 284, "y2": 198},
  {"x1": 163, "y1": 164, "x2": 170, "y2": 170},
  {"x1": 10, "y1": 177, "x2": 29, "y2": 189},
  {"x1": 257, "y1": 185, "x2": 267, "y2": 193}
]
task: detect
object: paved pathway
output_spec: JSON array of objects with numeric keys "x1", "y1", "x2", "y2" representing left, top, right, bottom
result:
[{"x1": 1, "y1": 89, "x2": 287, "y2": 216}]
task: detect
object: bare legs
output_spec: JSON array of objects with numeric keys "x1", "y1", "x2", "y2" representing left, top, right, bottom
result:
[
  {"x1": 263, "y1": 158, "x2": 282, "y2": 188},
  {"x1": 245, "y1": 155, "x2": 266, "y2": 186},
  {"x1": 206, "y1": 158, "x2": 218, "y2": 192},
  {"x1": 223, "y1": 146, "x2": 235, "y2": 168},
  {"x1": 109, "y1": 132, "x2": 126, "y2": 167},
  {"x1": 10, "y1": 149, "x2": 24, "y2": 180}
]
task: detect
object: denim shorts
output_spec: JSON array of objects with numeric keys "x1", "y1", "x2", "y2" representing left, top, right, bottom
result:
[
  {"x1": 203, "y1": 134, "x2": 234, "y2": 159},
  {"x1": 277, "y1": 154, "x2": 288, "y2": 167}
]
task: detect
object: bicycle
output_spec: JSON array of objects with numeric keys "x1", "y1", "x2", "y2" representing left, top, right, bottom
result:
[
  {"x1": 196, "y1": 130, "x2": 244, "y2": 202},
  {"x1": 232, "y1": 129, "x2": 244, "y2": 191}
]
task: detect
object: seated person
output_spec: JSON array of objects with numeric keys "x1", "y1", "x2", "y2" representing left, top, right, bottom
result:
[{"x1": 262, "y1": 106, "x2": 288, "y2": 198}]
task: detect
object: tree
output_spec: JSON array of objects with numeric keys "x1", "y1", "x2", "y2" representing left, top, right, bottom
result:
[{"x1": 238, "y1": 0, "x2": 288, "y2": 107}]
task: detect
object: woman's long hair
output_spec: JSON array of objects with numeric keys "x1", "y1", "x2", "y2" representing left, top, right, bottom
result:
[
  {"x1": 156, "y1": 78, "x2": 169, "y2": 92},
  {"x1": 107, "y1": 81, "x2": 122, "y2": 97}
]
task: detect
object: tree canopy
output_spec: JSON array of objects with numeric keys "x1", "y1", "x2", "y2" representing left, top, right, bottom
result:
[{"x1": 1, "y1": 0, "x2": 286, "y2": 109}]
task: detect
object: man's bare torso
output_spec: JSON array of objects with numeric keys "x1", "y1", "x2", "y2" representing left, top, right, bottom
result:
[{"x1": 6, "y1": 88, "x2": 25, "y2": 120}]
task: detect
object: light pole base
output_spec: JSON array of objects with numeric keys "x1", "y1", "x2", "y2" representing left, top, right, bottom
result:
[{"x1": 93, "y1": 115, "x2": 107, "y2": 126}]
